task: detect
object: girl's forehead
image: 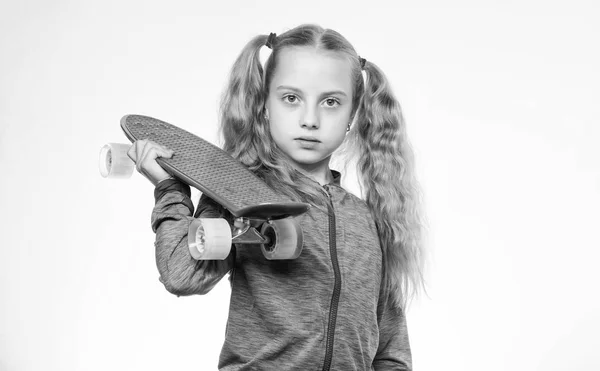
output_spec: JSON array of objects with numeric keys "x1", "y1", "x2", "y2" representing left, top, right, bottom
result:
[{"x1": 271, "y1": 47, "x2": 352, "y2": 92}]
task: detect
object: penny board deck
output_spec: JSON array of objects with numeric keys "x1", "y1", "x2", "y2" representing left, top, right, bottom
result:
[{"x1": 120, "y1": 114, "x2": 309, "y2": 219}]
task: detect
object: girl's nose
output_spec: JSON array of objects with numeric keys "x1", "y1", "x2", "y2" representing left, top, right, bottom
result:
[{"x1": 301, "y1": 106, "x2": 319, "y2": 129}]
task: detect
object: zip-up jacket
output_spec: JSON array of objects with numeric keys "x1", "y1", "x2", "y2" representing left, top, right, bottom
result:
[{"x1": 150, "y1": 171, "x2": 412, "y2": 370}]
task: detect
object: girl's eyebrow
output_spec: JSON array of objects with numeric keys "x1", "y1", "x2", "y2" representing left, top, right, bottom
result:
[{"x1": 276, "y1": 85, "x2": 348, "y2": 98}]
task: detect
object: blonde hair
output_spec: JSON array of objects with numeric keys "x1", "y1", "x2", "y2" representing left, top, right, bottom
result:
[{"x1": 218, "y1": 24, "x2": 426, "y2": 309}]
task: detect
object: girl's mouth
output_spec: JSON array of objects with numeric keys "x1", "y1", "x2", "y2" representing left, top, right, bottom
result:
[
  {"x1": 295, "y1": 136, "x2": 320, "y2": 143},
  {"x1": 295, "y1": 137, "x2": 320, "y2": 149}
]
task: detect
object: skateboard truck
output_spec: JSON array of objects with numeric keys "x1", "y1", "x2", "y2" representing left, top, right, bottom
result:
[
  {"x1": 187, "y1": 216, "x2": 303, "y2": 261},
  {"x1": 232, "y1": 218, "x2": 269, "y2": 244}
]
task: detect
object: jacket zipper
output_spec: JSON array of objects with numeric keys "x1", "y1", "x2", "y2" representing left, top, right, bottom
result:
[{"x1": 322, "y1": 186, "x2": 341, "y2": 371}]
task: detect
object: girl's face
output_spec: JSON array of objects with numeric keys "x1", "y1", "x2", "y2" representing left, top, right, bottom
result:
[{"x1": 265, "y1": 47, "x2": 353, "y2": 175}]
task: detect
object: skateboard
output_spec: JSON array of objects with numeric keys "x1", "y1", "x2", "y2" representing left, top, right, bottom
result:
[{"x1": 99, "y1": 114, "x2": 310, "y2": 260}]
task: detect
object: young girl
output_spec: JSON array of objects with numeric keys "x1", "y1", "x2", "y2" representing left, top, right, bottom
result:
[{"x1": 128, "y1": 23, "x2": 425, "y2": 370}]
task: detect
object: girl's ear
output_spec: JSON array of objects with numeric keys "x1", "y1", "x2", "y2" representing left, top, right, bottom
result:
[{"x1": 264, "y1": 108, "x2": 270, "y2": 120}]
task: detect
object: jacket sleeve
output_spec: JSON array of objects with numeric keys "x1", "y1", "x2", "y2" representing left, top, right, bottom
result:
[
  {"x1": 372, "y1": 289, "x2": 413, "y2": 370},
  {"x1": 150, "y1": 178, "x2": 235, "y2": 296}
]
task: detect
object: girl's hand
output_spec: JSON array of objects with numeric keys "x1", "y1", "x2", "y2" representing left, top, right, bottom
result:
[{"x1": 127, "y1": 139, "x2": 175, "y2": 186}]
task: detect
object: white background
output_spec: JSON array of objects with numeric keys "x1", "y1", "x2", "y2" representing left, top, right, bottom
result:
[{"x1": 1, "y1": 0, "x2": 599, "y2": 370}]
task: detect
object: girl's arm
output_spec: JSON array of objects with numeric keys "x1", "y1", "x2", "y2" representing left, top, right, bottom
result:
[
  {"x1": 372, "y1": 290, "x2": 413, "y2": 370},
  {"x1": 150, "y1": 179, "x2": 235, "y2": 296}
]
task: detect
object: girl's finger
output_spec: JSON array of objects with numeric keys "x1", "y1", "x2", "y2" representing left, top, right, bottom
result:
[
  {"x1": 126, "y1": 141, "x2": 138, "y2": 163},
  {"x1": 138, "y1": 140, "x2": 159, "y2": 161},
  {"x1": 141, "y1": 142, "x2": 173, "y2": 164},
  {"x1": 163, "y1": 146, "x2": 174, "y2": 157},
  {"x1": 136, "y1": 140, "x2": 150, "y2": 172},
  {"x1": 155, "y1": 142, "x2": 174, "y2": 158},
  {"x1": 140, "y1": 146, "x2": 159, "y2": 168},
  {"x1": 159, "y1": 146, "x2": 174, "y2": 158}
]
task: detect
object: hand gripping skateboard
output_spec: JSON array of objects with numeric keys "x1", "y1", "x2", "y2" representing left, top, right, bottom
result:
[{"x1": 100, "y1": 114, "x2": 310, "y2": 260}]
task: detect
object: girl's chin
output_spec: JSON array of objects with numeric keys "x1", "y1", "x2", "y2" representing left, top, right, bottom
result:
[{"x1": 287, "y1": 156, "x2": 330, "y2": 169}]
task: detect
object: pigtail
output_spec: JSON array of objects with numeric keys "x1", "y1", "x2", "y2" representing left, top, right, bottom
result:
[
  {"x1": 350, "y1": 60, "x2": 426, "y2": 309},
  {"x1": 219, "y1": 35, "x2": 273, "y2": 169}
]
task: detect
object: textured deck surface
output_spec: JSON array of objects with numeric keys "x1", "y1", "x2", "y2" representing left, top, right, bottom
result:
[{"x1": 121, "y1": 115, "x2": 301, "y2": 217}]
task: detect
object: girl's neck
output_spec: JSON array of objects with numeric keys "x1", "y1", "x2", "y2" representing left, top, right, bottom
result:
[{"x1": 296, "y1": 162, "x2": 333, "y2": 186}]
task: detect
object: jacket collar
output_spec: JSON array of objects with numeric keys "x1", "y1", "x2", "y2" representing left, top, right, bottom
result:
[
  {"x1": 330, "y1": 169, "x2": 342, "y2": 186},
  {"x1": 297, "y1": 169, "x2": 342, "y2": 187}
]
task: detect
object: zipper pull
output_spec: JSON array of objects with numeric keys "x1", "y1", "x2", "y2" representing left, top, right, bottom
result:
[{"x1": 323, "y1": 185, "x2": 332, "y2": 199}]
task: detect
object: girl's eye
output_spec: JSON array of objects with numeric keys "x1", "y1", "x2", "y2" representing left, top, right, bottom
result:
[
  {"x1": 324, "y1": 98, "x2": 340, "y2": 107},
  {"x1": 284, "y1": 95, "x2": 298, "y2": 104}
]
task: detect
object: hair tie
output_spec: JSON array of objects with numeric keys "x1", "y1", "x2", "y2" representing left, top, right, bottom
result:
[
  {"x1": 358, "y1": 56, "x2": 367, "y2": 70},
  {"x1": 266, "y1": 32, "x2": 277, "y2": 49}
]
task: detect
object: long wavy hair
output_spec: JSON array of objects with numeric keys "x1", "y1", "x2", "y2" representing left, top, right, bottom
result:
[{"x1": 218, "y1": 24, "x2": 426, "y2": 309}]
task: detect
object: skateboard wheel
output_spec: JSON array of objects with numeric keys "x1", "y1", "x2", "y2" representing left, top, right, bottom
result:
[
  {"x1": 260, "y1": 218, "x2": 303, "y2": 260},
  {"x1": 99, "y1": 143, "x2": 134, "y2": 179},
  {"x1": 188, "y1": 218, "x2": 232, "y2": 260}
]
